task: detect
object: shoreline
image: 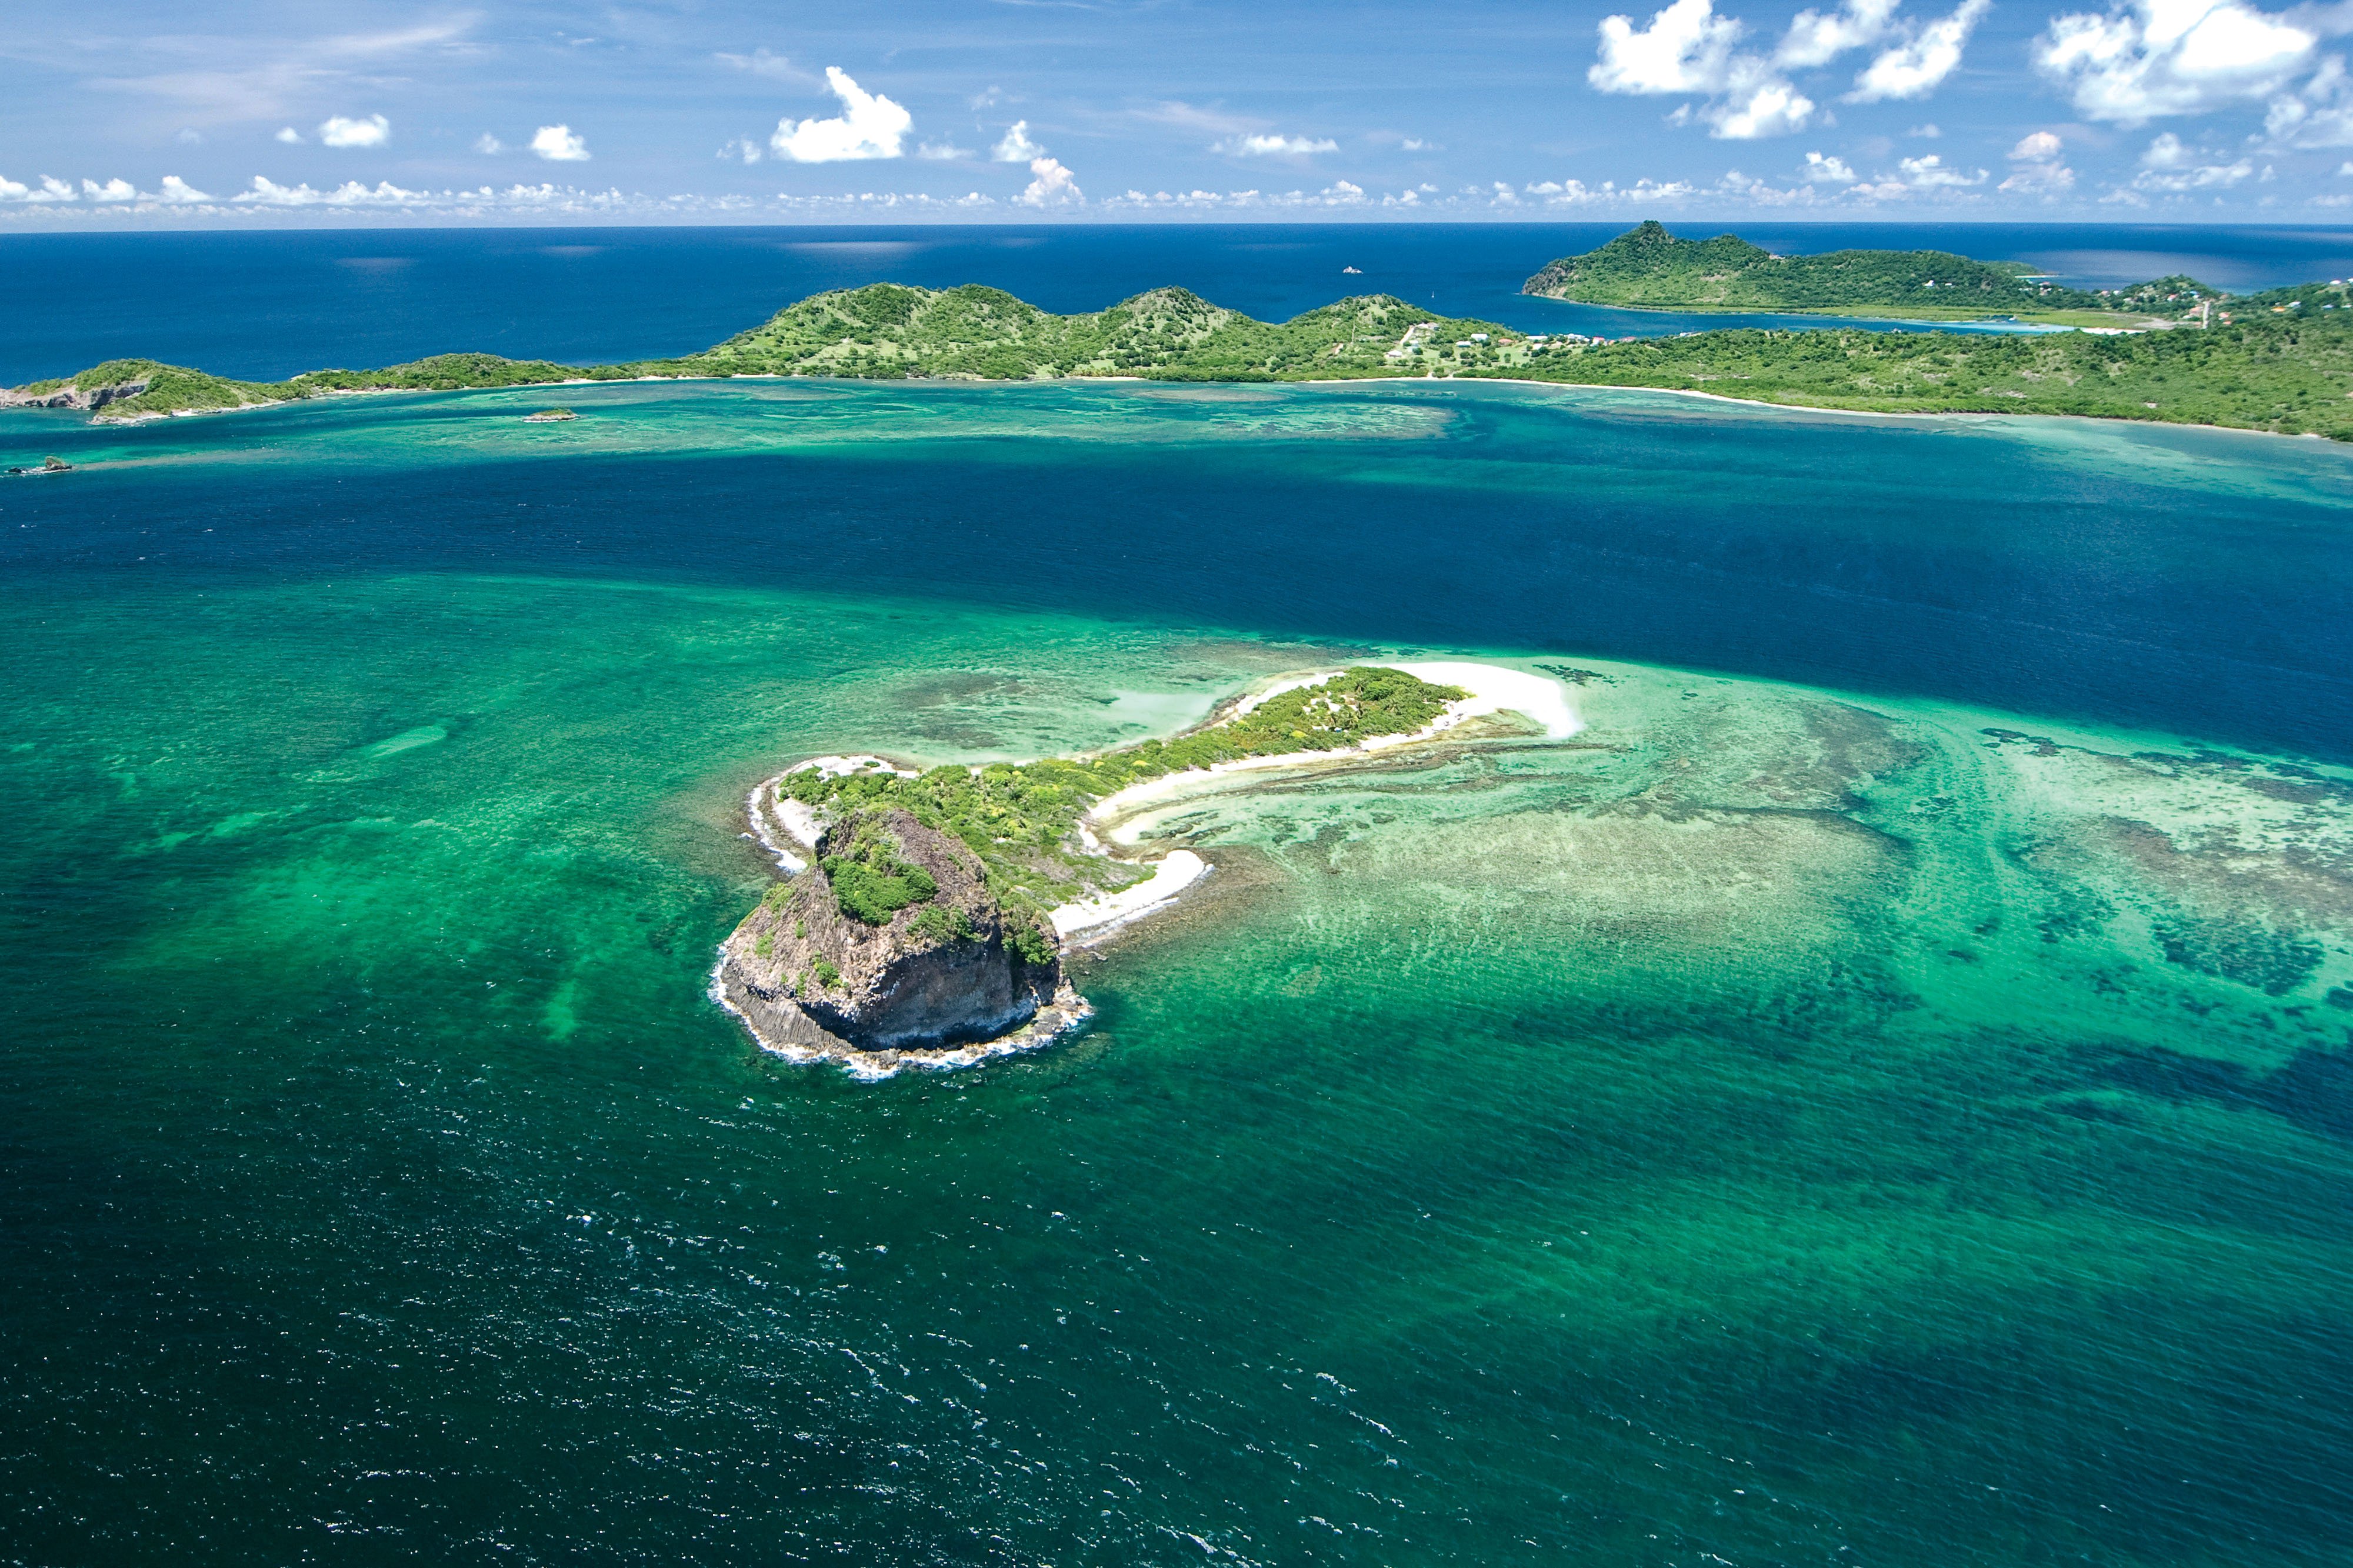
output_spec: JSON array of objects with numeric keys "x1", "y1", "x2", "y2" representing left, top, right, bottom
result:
[
  {"x1": 741, "y1": 660, "x2": 1579, "y2": 951},
  {"x1": 1075, "y1": 660, "x2": 1579, "y2": 852},
  {"x1": 9, "y1": 366, "x2": 2346, "y2": 448}
]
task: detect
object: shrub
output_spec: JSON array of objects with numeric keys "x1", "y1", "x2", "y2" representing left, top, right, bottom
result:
[{"x1": 822, "y1": 818, "x2": 938, "y2": 923}]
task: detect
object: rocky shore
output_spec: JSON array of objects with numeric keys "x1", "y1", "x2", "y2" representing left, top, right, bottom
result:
[{"x1": 712, "y1": 804, "x2": 1090, "y2": 1075}]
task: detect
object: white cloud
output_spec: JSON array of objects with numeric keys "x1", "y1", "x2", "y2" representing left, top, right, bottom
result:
[
  {"x1": 1595, "y1": 0, "x2": 1849, "y2": 138},
  {"x1": 1402, "y1": 136, "x2": 1434, "y2": 150},
  {"x1": 1908, "y1": 121, "x2": 1942, "y2": 135},
  {"x1": 1217, "y1": 133, "x2": 1341, "y2": 155},
  {"x1": 1804, "y1": 149, "x2": 1858, "y2": 180},
  {"x1": 1014, "y1": 156, "x2": 1082, "y2": 206},
  {"x1": 2035, "y1": 0, "x2": 2317, "y2": 124},
  {"x1": 1777, "y1": 0, "x2": 1899, "y2": 68},
  {"x1": 26, "y1": 177, "x2": 78, "y2": 203},
  {"x1": 82, "y1": 178, "x2": 137, "y2": 202},
  {"x1": 275, "y1": 126, "x2": 303, "y2": 144},
  {"x1": 2133, "y1": 129, "x2": 2255, "y2": 186},
  {"x1": 176, "y1": 128, "x2": 203, "y2": 145},
  {"x1": 916, "y1": 142, "x2": 972, "y2": 159},
  {"x1": 2267, "y1": 55, "x2": 2353, "y2": 146},
  {"x1": 714, "y1": 49, "x2": 803, "y2": 82},
  {"x1": 771, "y1": 67, "x2": 911, "y2": 162},
  {"x1": 1525, "y1": 175, "x2": 1702, "y2": 205},
  {"x1": 1899, "y1": 152, "x2": 1988, "y2": 185},
  {"x1": 992, "y1": 121, "x2": 1045, "y2": 161},
  {"x1": 1593, "y1": 0, "x2": 1742, "y2": 92},
  {"x1": 719, "y1": 136, "x2": 763, "y2": 164},
  {"x1": 154, "y1": 175, "x2": 211, "y2": 203},
  {"x1": 1849, "y1": 0, "x2": 1989, "y2": 101},
  {"x1": 318, "y1": 114, "x2": 389, "y2": 149},
  {"x1": 2000, "y1": 130, "x2": 2076, "y2": 192},
  {"x1": 474, "y1": 134, "x2": 505, "y2": 155},
  {"x1": 0, "y1": 176, "x2": 26, "y2": 202},
  {"x1": 531, "y1": 125, "x2": 591, "y2": 162},
  {"x1": 1709, "y1": 76, "x2": 1817, "y2": 135}
]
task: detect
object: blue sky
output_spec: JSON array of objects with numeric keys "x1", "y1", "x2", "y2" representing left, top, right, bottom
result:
[{"x1": 8, "y1": 0, "x2": 2353, "y2": 224}]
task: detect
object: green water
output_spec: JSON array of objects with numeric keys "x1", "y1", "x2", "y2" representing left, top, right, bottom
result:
[{"x1": 5, "y1": 382, "x2": 2352, "y2": 1564}]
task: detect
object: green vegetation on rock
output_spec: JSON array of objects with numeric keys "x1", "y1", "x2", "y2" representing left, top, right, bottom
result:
[
  {"x1": 781, "y1": 666, "x2": 1468, "y2": 915},
  {"x1": 1522, "y1": 221, "x2": 2215, "y2": 322},
  {"x1": 820, "y1": 818, "x2": 941, "y2": 925}
]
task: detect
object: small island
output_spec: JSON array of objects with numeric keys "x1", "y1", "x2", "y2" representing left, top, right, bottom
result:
[
  {"x1": 521, "y1": 408, "x2": 577, "y2": 422},
  {"x1": 714, "y1": 665, "x2": 1515, "y2": 1073}
]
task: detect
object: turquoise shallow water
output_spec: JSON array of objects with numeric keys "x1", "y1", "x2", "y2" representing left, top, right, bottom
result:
[{"x1": 4, "y1": 382, "x2": 2352, "y2": 1564}]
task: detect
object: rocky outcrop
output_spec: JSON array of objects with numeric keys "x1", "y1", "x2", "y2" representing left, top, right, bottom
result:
[
  {"x1": 0, "y1": 378, "x2": 151, "y2": 412},
  {"x1": 714, "y1": 805, "x2": 1088, "y2": 1065}
]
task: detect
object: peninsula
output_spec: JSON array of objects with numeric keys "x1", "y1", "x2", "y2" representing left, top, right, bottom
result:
[
  {"x1": 1522, "y1": 219, "x2": 2215, "y2": 327},
  {"x1": 12, "y1": 226, "x2": 2353, "y2": 439},
  {"x1": 715, "y1": 665, "x2": 1499, "y2": 1073}
]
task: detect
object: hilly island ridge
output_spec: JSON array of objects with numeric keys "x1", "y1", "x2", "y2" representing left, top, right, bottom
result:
[{"x1": 12, "y1": 222, "x2": 2353, "y2": 439}]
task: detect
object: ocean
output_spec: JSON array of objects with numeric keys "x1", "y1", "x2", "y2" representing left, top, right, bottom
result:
[{"x1": 3, "y1": 230, "x2": 2352, "y2": 1565}]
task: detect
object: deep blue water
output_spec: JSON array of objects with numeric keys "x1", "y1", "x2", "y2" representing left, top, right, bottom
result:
[{"x1": 8, "y1": 222, "x2": 2353, "y2": 383}]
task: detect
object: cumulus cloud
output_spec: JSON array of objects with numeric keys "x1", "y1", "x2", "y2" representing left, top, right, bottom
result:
[
  {"x1": 2267, "y1": 54, "x2": 2353, "y2": 146},
  {"x1": 992, "y1": 121, "x2": 1045, "y2": 161},
  {"x1": 1778, "y1": 0, "x2": 1899, "y2": 68},
  {"x1": 771, "y1": 67, "x2": 911, "y2": 162},
  {"x1": 531, "y1": 125, "x2": 590, "y2": 162},
  {"x1": 1015, "y1": 156, "x2": 1082, "y2": 206},
  {"x1": 2035, "y1": 0, "x2": 2318, "y2": 124},
  {"x1": 234, "y1": 175, "x2": 434, "y2": 206},
  {"x1": 1898, "y1": 152, "x2": 1988, "y2": 185},
  {"x1": 154, "y1": 175, "x2": 211, "y2": 203},
  {"x1": 1592, "y1": 0, "x2": 1742, "y2": 92},
  {"x1": 475, "y1": 134, "x2": 505, "y2": 155},
  {"x1": 82, "y1": 178, "x2": 136, "y2": 202},
  {"x1": 1849, "y1": 0, "x2": 1989, "y2": 101},
  {"x1": 26, "y1": 177, "x2": 78, "y2": 203},
  {"x1": 2134, "y1": 129, "x2": 2256, "y2": 187},
  {"x1": 1592, "y1": 0, "x2": 2007, "y2": 138},
  {"x1": 2000, "y1": 129, "x2": 2077, "y2": 192},
  {"x1": 1216, "y1": 132, "x2": 1341, "y2": 155},
  {"x1": 318, "y1": 114, "x2": 389, "y2": 148},
  {"x1": 1804, "y1": 149, "x2": 1858, "y2": 180},
  {"x1": 275, "y1": 127, "x2": 303, "y2": 144},
  {"x1": 1710, "y1": 76, "x2": 1817, "y2": 135}
]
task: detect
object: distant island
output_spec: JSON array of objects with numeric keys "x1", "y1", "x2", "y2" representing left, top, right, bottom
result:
[
  {"x1": 715, "y1": 665, "x2": 1497, "y2": 1073},
  {"x1": 11, "y1": 224, "x2": 2353, "y2": 439},
  {"x1": 1523, "y1": 220, "x2": 2215, "y2": 327}
]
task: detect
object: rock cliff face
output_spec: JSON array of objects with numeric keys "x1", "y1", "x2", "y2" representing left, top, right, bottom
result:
[
  {"x1": 0, "y1": 378, "x2": 151, "y2": 412},
  {"x1": 714, "y1": 805, "x2": 1086, "y2": 1063}
]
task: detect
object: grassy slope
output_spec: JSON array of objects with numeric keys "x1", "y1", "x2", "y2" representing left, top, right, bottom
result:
[
  {"x1": 1491, "y1": 318, "x2": 2353, "y2": 438},
  {"x1": 1522, "y1": 220, "x2": 2212, "y2": 321}
]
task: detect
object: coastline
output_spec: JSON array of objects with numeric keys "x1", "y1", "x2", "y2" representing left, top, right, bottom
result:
[
  {"x1": 13, "y1": 369, "x2": 2341, "y2": 448},
  {"x1": 740, "y1": 660, "x2": 1579, "y2": 956},
  {"x1": 1075, "y1": 660, "x2": 1577, "y2": 849}
]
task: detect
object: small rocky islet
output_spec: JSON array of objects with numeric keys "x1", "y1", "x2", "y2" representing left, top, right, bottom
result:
[{"x1": 713, "y1": 665, "x2": 1478, "y2": 1072}]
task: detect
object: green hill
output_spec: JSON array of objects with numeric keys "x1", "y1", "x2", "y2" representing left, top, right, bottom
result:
[
  {"x1": 1523, "y1": 221, "x2": 2216, "y2": 323},
  {"x1": 14, "y1": 273, "x2": 2353, "y2": 441}
]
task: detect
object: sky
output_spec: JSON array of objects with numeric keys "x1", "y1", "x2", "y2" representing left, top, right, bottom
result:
[{"x1": 8, "y1": 0, "x2": 2353, "y2": 225}]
